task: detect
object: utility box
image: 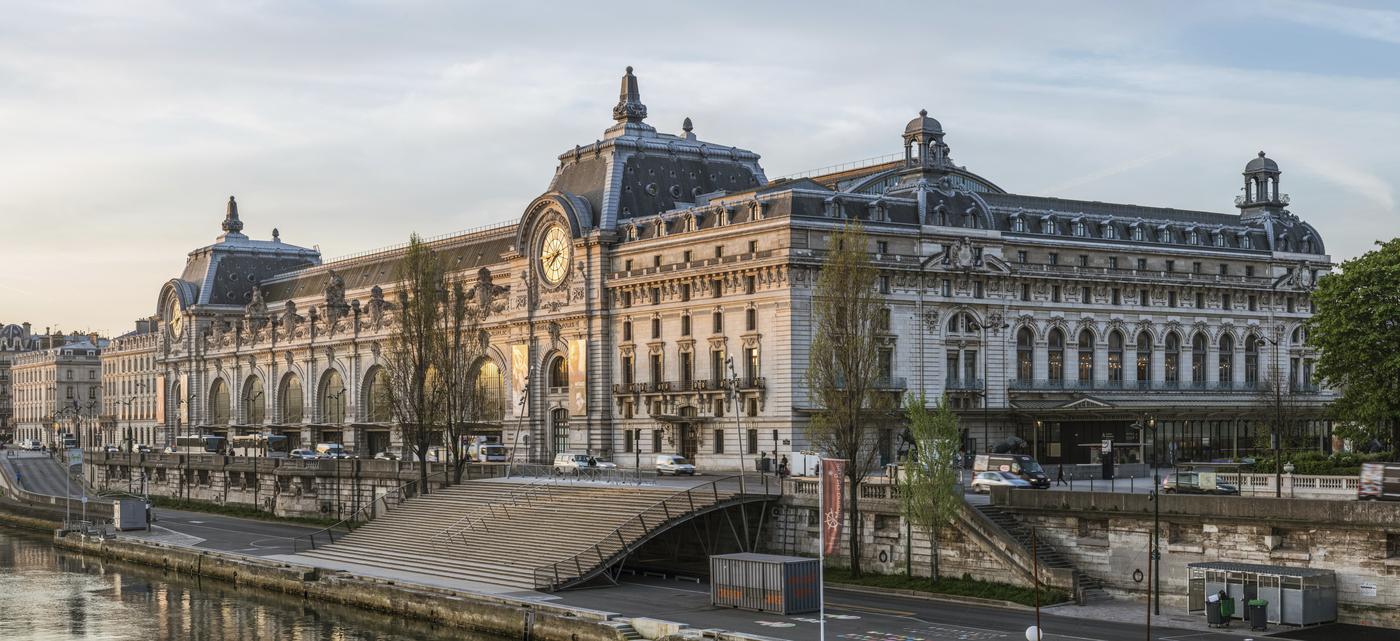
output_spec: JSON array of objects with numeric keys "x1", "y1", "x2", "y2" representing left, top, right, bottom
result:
[
  {"x1": 710, "y1": 553, "x2": 819, "y2": 614},
  {"x1": 113, "y1": 499, "x2": 147, "y2": 531}
]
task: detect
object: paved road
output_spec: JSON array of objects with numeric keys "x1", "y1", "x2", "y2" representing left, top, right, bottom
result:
[
  {"x1": 554, "y1": 575, "x2": 1250, "y2": 641},
  {"x1": 1, "y1": 451, "x2": 89, "y2": 498},
  {"x1": 144, "y1": 508, "x2": 322, "y2": 557}
]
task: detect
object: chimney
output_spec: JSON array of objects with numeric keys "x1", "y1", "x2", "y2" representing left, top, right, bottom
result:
[{"x1": 22, "y1": 322, "x2": 30, "y2": 337}]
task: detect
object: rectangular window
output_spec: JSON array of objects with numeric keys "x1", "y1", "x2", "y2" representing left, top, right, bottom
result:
[
  {"x1": 1222, "y1": 294, "x2": 1232, "y2": 310},
  {"x1": 712, "y1": 279, "x2": 722, "y2": 298},
  {"x1": 652, "y1": 430, "x2": 662, "y2": 453},
  {"x1": 747, "y1": 429, "x2": 758, "y2": 455},
  {"x1": 680, "y1": 352, "x2": 693, "y2": 386},
  {"x1": 681, "y1": 315, "x2": 691, "y2": 336},
  {"x1": 1219, "y1": 264, "x2": 1229, "y2": 275},
  {"x1": 974, "y1": 281, "x2": 983, "y2": 298},
  {"x1": 1051, "y1": 285, "x2": 1061, "y2": 303},
  {"x1": 1048, "y1": 252, "x2": 1059, "y2": 266},
  {"x1": 746, "y1": 308, "x2": 757, "y2": 331},
  {"x1": 1108, "y1": 257, "x2": 1119, "y2": 270},
  {"x1": 651, "y1": 317, "x2": 661, "y2": 339},
  {"x1": 711, "y1": 349, "x2": 724, "y2": 385},
  {"x1": 746, "y1": 398, "x2": 758, "y2": 417},
  {"x1": 680, "y1": 283, "x2": 691, "y2": 301},
  {"x1": 624, "y1": 430, "x2": 635, "y2": 453},
  {"x1": 1078, "y1": 254, "x2": 1089, "y2": 267},
  {"x1": 1139, "y1": 289, "x2": 1148, "y2": 306},
  {"x1": 653, "y1": 255, "x2": 662, "y2": 268},
  {"x1": 748, "y1": 240, "x2": 758, "y2": 254},
  {"x1": 683, "y1": 250, "x2": 692, "y2": 263},
  {"x1": 712, "y1": 311, "x2": 723, "y2": 333},
  {"x1": 1287, "y1": 297, "x2": 1296, "y2": 313},
  {"x1": 880, "y1": 276, "x2": 891, "y2": 294},
  {"x1": 1249, "y1": 295, "x2": 1257, "y2": 311},
  {"x1": 622, "y1": 355, "x2": 634, "y2": 385},
  {"x1": 649, "y1": 354, "x2": 662, "y2": 385},
  {"x1": 622, "y1": 291, "x2": 632, "y2": 307},
  {"x1": 1021, "y1": 284, "x2": 1031, "y2": 302},
  {"x1": 941, "y1": 279, "x2": 951, "y2": 296},
  {"x1": 714, "y1": 398, "x2": 724, "y2": 417},
  {"x1": 1016, "y1": 250, "x2": 1027, "y2": 264},
  {"x1": 1246, "y1": 265, "x2": 1255, "y2": 278},
  {"x1": 878, "y1": 308, "x2": 892, "y2": 331},
  {"x1": 745, "y1": 347, "x2": 760, "y2": 382},
  {"x1": 714, "y1": 429, "x2": 725, "y2": 454},
  {"x1": 1165, "y1": 259, "x2": 1175, "y2": 272},
  {"x1": 876, "y1": 241, "x2": 888, "y2": 254},
  {"x1": 1082, "y1": 286, "x2": 1092, "y2": 304},
  {"x1": 1192, "y1": 261, "x2": 1202, "y2": 274},
  {"x1": 624, "y1": 258, "x2": 633, "y2": 272},
  {"x1": 715, "y1": 245, "x2": 724, "y2": 258},
  {"x1": 1196, "y1": 293, "x2": 1205, "y2": 308},
  {"x1": 745, "y1": 275, "x2": 756, "y2": 295},
  {"x1": 650, "y1": 287, "x2": 660, "y2": 305},
  {"x1": 1168, "y1": 291, "x2": 1177, "y2": 307}
]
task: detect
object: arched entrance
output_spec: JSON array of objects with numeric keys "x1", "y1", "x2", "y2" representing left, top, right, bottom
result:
[
  {"x1": 551, "y1": 408, "x2": 570, "y2": 455},
  {"x1": 677, "y1": 406, "x2": 699, "y2": 460}
]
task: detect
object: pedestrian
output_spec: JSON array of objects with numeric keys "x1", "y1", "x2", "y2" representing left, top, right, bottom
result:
[
  {"x1": 15, "y1": 471, "x2": 22, "y2": 488},
  {"x1": 1056, "y1": 464, "x2": 1067, "y2": 487},
  {"x1": 759, "y1": 451, "x2": 770, "y2": 474},
  {"x1": 778, "y1": 455, "x2": 790, "y2": 479}
]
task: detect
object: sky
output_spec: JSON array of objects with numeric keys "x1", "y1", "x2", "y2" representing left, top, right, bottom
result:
[{"x1": 1, "y1": 1, "x2": 1397, "y2": 336}]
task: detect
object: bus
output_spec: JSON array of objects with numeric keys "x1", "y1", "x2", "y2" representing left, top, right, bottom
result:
[
  {"x1": 228, "y1": 434, "x2": 291, "y2": 459},
  {"x1": 166, "y1": 435, "x2": 227, "y2": 455}
]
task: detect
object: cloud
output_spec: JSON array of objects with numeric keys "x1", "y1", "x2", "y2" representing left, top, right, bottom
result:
[{"x1": 1267, "y1": 0, "x2": 1400, "y2": 45}]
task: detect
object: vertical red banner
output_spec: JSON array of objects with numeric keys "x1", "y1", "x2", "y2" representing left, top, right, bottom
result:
[{"x1": 821, "y1": 458, "x2": 847, "y2": 556}]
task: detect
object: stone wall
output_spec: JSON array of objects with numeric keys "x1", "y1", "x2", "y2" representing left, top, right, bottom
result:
[
  {"x1": 769, "y1": 480, "x2": 1071, "y2": 590},
  {"x1": 83, "y1": 451, "x2": 504, "y2": 520},
  {"x1": 994, "y1": 488, "x2": 1400, "y2": 627}
]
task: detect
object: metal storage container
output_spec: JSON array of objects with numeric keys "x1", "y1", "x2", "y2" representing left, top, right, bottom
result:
[
  {"x1": 113, "y1": 499, "x2": 147, "y2": 531},
  {"x1": 710, "y1": 553, "x2": 820, "y2": 614}
]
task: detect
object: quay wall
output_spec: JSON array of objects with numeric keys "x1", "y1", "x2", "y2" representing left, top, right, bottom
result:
[{"x1": 53, "y1": 533, "x2": 630, "y2": 641}]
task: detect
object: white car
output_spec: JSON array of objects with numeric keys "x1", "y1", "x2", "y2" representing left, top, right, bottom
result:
[
  {"x1": 655, "y1": 454, "x2": 697, "y2": 476},
  {"x1": 553, "y1": 453, "x2": 617, "y2": 475},
  {"x1": 970, "y1": 471, "x2": 1032, "y2": 493},
  {"x1": 288, "y1": 448, "x2": 320, "y2": 460}
]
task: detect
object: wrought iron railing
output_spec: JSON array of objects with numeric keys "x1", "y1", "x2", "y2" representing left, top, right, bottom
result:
[
  {"x1": 1008, "y1": 379, "x2": 1269, "y2": 392},
  {"x1": 289, "y1": 469, "x2": 447, "y2": 553},
  {"x1": 531, "y1": 474, "x2": 781, "y2": 590}
]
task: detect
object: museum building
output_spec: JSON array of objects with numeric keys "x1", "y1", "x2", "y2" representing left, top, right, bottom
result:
[{"x1": 151, "y1": 68, "x2": 1334, "y2": 470}]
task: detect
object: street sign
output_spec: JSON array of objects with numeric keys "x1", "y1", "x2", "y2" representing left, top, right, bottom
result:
[
  {"x1": 66, "y1": 448, "x2": 83, "y2": 467},
  {"x1": 1100, "y1": 439, "x2": 1113, "y2": 453},
  {"x1": 81, "y1": 495, "x2": 88, "y2": 505}
]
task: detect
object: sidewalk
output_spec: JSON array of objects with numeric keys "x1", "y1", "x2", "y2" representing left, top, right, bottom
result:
[{"x1": 1045, "y1": 595, "x2": 1265, "y2": 637}]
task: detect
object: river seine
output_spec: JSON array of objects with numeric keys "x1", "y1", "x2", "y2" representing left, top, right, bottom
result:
[{"x1": 0, "y1": 527, "x2": 508, "y2": 640}]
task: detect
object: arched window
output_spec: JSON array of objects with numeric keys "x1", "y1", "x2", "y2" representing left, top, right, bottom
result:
[
  {"x1": 1077, "y1": 329, "x2": 1095, "y2": 382},
  {"x1": 1016, "y1": 328, "x2": 1034, "y2": 383},
  {"x1": 1191, "y1": 333, "x2": 1207, "y2": 384},
  {"x1": 209, "y1": 379, "x2": 230, "y2": 425},
  {"x1": 1164, "y1": 333, "x2": 1181, "y2": 384},
  {"x1": 475, "y1": 359, "x2": 505, "y2": 421},
  {"x1": 320, "y1": 369, "x2": 346, "y2": 423},
  {"x1": 280, "y1": 374, "x2": 304, "y2": 423},
  {"x1": 548, "y1": 355, "x2": 569, "y2": 389},
  {"x1": 1219, "y1": 334, "x2": 1235, "y2": 385},
  {"x1": 1108, "y1": 331, "x2": 1124, "y2": 383},
  {"x1": 1047, "y1": 329, "x2": 1064, "y2": 383},
  {"x1": 1245, "y1": 336, "x2": 1260, "y2": 385},
  {"x1": 365, "y1": 368, "x2": 392, "y2": 423},
  {"x1": 1132, "y1": 226, "x2": 1144, "y2": 241},
  {"x1": 1136, "y1": 332, "x2": 1153, "y2": 384},
  {"x1": 1073, "y1": 221, "x2": 1086, "y2": 237},
  {"x1": 242, "y1": 376, "x2": 265, "y2": 424}
]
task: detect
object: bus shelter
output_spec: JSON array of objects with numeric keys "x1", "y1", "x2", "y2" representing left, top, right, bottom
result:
[{"x1": 1188, "y1": 562, "x2": 1336, "y2": 626}]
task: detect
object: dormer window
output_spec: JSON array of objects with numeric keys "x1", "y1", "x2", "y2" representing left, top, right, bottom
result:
[
  {"x1": 1041, "y1": 218, "x2": 1055, "y2": 234},
  {"x1": 1159, "y1": 227, "x2": 1171, "y2": 243},
  {"x1": 1012, "y1": 217, "x2": 1026, "y2": 233},
  {"x1": 1214, "y1": 233, "x2": 1227, "y2": 248},
  {"x1": 1188, "y1": 230, "x2": 1200, "y2": 245},
  {"x1": 1073, "y1": 221, "x2": 1086, "y2": 237},
  {"x1": 1131, "y1": 226, "x2": 1144, "y2": 242},
  {"x1": 1241, "y1": 235, "x2": 1252, "y2": 249},
  {"x1": 1103, "y1": 224, "x2": 1118, "y2": 240}
]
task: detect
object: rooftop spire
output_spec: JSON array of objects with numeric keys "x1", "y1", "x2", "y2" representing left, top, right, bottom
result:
[
  {"x1": 222, "y1": 195, "x2": 244, "y2": 235},
  {"x1": 612, "y1": 66, "x2": 647, "y2": 123}
]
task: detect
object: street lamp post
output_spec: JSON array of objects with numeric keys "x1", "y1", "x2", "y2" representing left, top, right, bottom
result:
[
  {"x1": 1132, "y1": 414, "x2": 1160, "y2": 616},
  {"x1": 506, "y1": 379, "x2": 530, "y2": 478},
  {"x1": 1259, "y1": 332, "x2": 1285, "y2": 497},
  {"x1": 176, "y1": 391, "x2": 197, "y2": 502},
  {"x1": 725, "y1": 357, "x2": 748, "y2": 498},
  {"x1": 243, "y1": 389, "x2": 264, "y2": 511},
  {"x1": 968, "y1": 319, "x2": 1008, "y2": 461}
]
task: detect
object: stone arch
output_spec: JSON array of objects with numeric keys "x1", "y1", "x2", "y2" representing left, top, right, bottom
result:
[
  {"x1": 318, "y1": 367, "x2": 348, "y2": 423},
  {"x1": 208, "y1": 377, "x2": 232, "y2": 426},
  {"x1": 472, "y1": 356, "x2": 507, "y2": 422},
  {"x1": 361, "y1": 365, "x2": 392, "y2": 423},
  {"x1": 241, "y1": 374, "x2": 266, "y2": 424},
  {"x1": 545, "y1": 351, "x2": 569, "y2": 389},
  {"x1": 279, "y1": 372, "x2": 304, "y2": 424}
]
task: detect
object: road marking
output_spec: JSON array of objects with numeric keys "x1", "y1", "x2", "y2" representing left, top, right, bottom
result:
[
  {"x1": 755, "y1": 621, "x2": 796, "y2": 628},
  {"x1": 829, "y1": 601, "x2": 913, "y2": 616}
]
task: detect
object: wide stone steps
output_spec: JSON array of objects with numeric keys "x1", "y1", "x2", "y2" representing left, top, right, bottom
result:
[
  {"x1": 973, "y1": 503, "x2": 1107, "y2": 603},
  {"x1": 302, "y1": 479, "x2": 739, "y2": 589}
]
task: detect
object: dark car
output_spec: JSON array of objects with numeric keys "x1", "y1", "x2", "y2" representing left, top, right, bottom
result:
[
  {"x1": 1162, "y1": 471, "x2": 1239, "y2": 495},
  {"x1": 973, "y1": 454, "x2": 1050, "y2": 489}
]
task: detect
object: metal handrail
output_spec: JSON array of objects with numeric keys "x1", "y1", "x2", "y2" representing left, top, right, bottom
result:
[
  {"x1": 430, "y1": 479, "x2": 555, "y2": 543},
  {"x1": 531, "y1": 474, "x2": 781, "y2": 590},
  {"x1": 291, "y1": 468, "x2": 448, "y2": 553}
]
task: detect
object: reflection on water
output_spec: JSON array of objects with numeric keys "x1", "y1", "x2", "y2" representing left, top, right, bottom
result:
[{"x1": 0, "y1": 527, "x2": 509, "y2": 640}]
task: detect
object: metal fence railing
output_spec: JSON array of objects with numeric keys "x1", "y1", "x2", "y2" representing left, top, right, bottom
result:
[
  {"x1": 289, "y1": 470, "x2": 448, "y2": 553},
  {"x1": 508, "y1": 463, "x2": 660, "y2": 486}
]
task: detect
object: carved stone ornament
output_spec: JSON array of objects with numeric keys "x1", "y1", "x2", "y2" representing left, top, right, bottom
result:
[
  {"x1": 281, "y1": 301, "x2": 302, "y2": 339},
  {"x1": 247, "y1": 286, "x2": 268, "y2": 317},
  {"x1": 922, "y1": 309, "x2": 941, "y2": 333},
  {"x1": 548, "y1": 321, "x2": 561, "y2": 346}
]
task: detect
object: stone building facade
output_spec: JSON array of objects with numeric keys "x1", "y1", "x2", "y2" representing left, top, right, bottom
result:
[
  {"x1": 12, "y1": 333, "x2": 105, "y2": 447},
  {"x1": 0, "y1": 322, "x2": 53, "y2": 439},
  {"x1": 99, "y1": 318, "x2": 161, "y2": 449},
  {"x1": 150, "y1": 68, "x2": 1334, "y2": 470}
]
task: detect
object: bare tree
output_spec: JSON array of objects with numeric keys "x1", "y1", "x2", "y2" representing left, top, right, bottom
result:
[
  {"x1": 806, "y1": 221, "x2": 894, "y2": 577},
  {"x1": 383, "y1": 235, "x2": 447, "y2": 493},
  {"x1": 435, "y1": 281, "x2": 487, "y2": 485}
]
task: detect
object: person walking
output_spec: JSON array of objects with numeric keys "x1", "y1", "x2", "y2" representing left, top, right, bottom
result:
[
  {"x1": 1055, "y1": 464, "x2": 1067, "y2": 487},
  {"x1": 759, "y1": 451, "x2": 770, "y2": 474},
  {"x1": 778, "y1": 455, "x2": 790, "y2": 479}
]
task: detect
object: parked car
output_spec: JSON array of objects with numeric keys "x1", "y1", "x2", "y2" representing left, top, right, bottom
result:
[
  {"x1": 372, "y1": 450, "x2": 400, "y2": 461},
  {"x1": 654, "y1": 454, "x2": 697, "y2": 476},
  {"x1": 135, "y1": 445, "x2": 153, "y2": 454},
  {"x1": 971, "y1": 471, "x2": 1032, "y2": 493},
  {"x1": 26, "y1": 440, "x2": 43, "y2": 452},
  {"x1": 314, "y1": 443, "x2": 349, "y2": 459},
  {"x1": 103, "y1": 445, "x2": 121, "y2": 453},
  {"x1": 1162, "y1": 471, "x2": 1238, "y2": 495},
  {"x1": 289, "y1": 448, "x2": 320, "y2": 460},
  {"x1": 553, "y1": 453, "x2": 616, "y2": 474}
]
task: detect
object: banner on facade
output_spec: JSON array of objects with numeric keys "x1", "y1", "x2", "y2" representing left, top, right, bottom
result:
[
  {"x1": 155, "y1": 374, "x2": 166, "y2": 424},
  {"x1": 511, "y1": 344, "x2": 529, "y2": 417},
  {"x1": 568, "y1": 338, "x2": 587, "y2": 416},
  {"x1": 821, "y1": 458, "x2": 848, "y2": 557}
]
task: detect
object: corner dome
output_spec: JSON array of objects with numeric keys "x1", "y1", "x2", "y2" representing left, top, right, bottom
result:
[
  {"x1": 1245, "y1": 151, "x2": 1279, "y2": 174},
  {"x1": 905, "y1": 109, "x2": 943, "y2": 137}
]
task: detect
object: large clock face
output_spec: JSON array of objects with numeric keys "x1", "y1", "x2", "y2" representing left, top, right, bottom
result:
[
  {"x1": 539, "y1": 224, "x2": 571, "y2": 285},
  {"x1": 167, "y1": 300, "x2": 183, "y2": 338}
]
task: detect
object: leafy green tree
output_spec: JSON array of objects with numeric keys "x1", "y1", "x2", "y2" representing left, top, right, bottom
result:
[
  {"x1": 902, "y1": 393, "x2": 963, "y2": 580},
  {"x1": 806, "y1": 221, "x2": 894, "y2": 577},
  {"x1": 1305, "y1": 239, "x2": 1400, "y2": 452}
]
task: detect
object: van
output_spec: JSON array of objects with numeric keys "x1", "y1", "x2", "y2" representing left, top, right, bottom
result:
[
  {"x1": 314, "y1": 443, "x2": 348, "y2": 459},
  {"x1": 470, "y1": 441, "x2": 507, "y2": 462},
  {"x1": 655, "y1": 454, "x2": 696, "y2": 476},
  {"x1": 973, "y1": 454, "x2": 1049, "y2": 489},
  {"x1": 1358, "y1": 462, "x2": 1400, "y2": 501}
]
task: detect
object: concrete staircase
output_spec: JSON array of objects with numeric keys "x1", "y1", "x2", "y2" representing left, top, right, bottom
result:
[
  {"x1": 301, "y1": 478, "x2": 760, "y2": 590},
  {"x1": 974, "y1": 504, "x2": 1109, "y2": 604}
]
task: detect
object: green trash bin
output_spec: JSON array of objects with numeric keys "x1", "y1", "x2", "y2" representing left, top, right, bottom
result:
[
  {"x1": 1247, "y1": 599, "x2": 1268, "y2": 631},
  {"x1": 1219, "y1": 596, "x2": 1235, "y2": 624}
]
